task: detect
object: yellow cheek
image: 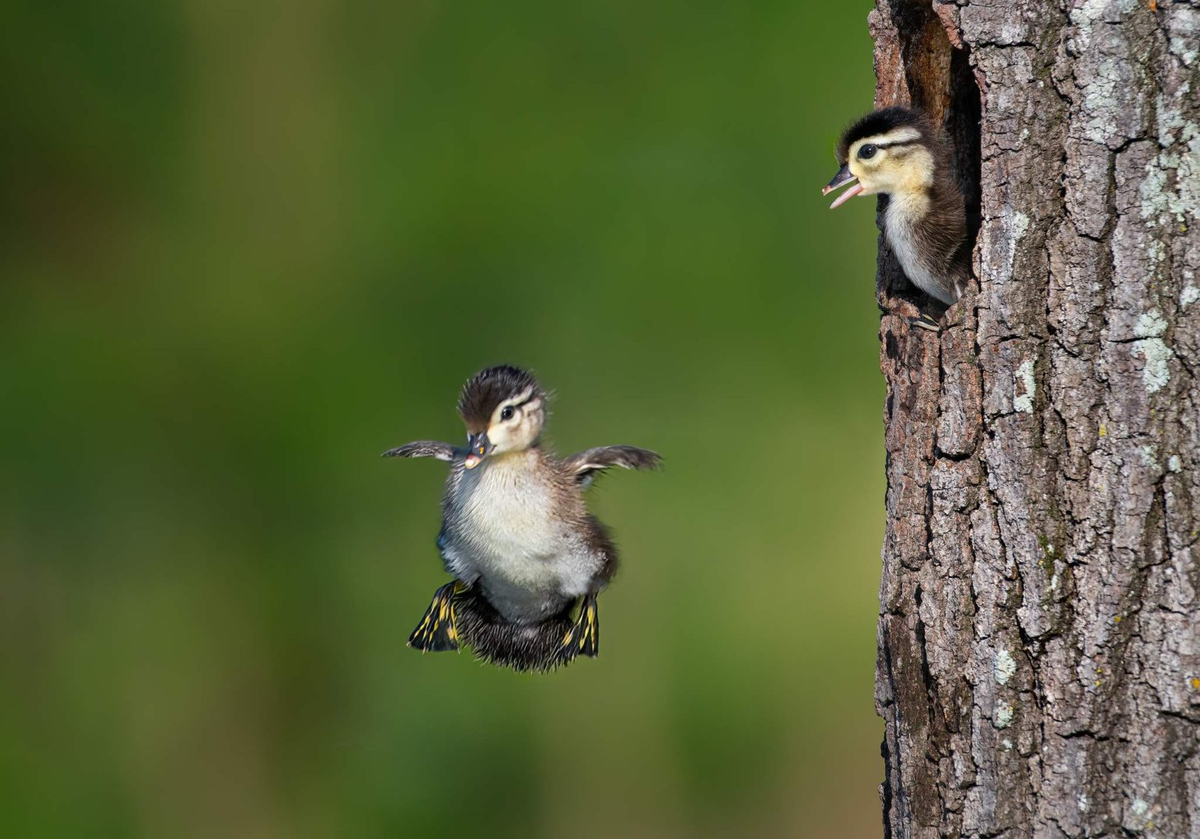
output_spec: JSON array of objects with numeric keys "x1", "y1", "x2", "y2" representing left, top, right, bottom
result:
[
  {"x1": 880, "y1": 149, "x2": 932, "y2": 192},
  {"x1": 848, "y1": 160, "x2": 878, "y2": 193}
]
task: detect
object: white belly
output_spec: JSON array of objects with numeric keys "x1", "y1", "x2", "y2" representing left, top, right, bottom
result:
[
  {"x1": 886, "y1": 206, "x2": 955, "y2": 305},
  {"x1": 461, "y1": 472, "x2": 558, "y2": 583},
  {"x1": 444, "y1": 457, "x2": 599, "y2": 621}
]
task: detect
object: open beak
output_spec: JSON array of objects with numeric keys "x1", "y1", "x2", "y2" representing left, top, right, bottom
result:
[
  {"x1": 822, "y1": 164, "x2": 864, "y2": 209},
  {"x1": 463, "y1": 433, "x2": 492, "y2": 469}
]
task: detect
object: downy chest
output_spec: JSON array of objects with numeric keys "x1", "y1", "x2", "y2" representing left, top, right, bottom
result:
[
  {"x1": 454, "y1": 456, "x2": 556, "y2": 555},
  {"x1": 885, "y1": 196, "x2": 954, "y2": 305}
]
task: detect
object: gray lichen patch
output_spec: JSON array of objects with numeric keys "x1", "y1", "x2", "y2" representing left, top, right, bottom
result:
[
  {"x1": 1139, "y1": 116, "x2": 1200, "y2": 227},
  {"x1": 1124, "y1": 796, "x2": 1157, "y2": 834},
  {"x1": 1014, "y1": 357, "x2": 1036, "y2": 413},
  {"x1": 994, "y1": 648, "x2": 1017, "y2": 685},
  {"x1": 994, "y1": 702, "x2": 1015, "y2": 729},
  {"x1": 1134, "y1": 310, "x2": 1168, "y2": 339},
  {"x1": 1167, "y1": 7, "x2": 1199, "y2": 67},
  {"x1": 1141, "y1": 445, "x2": 1161, "y2": 472},
  {"x1": 1131, "y1": 337, "x2": 1173, "y2": 394},
  {"x1": 1129, "y1": 311, "x2": 1173, "y2": 395},
  {"x1": 1007, "y1": 211, "x2": 1030, "y2": 274}
]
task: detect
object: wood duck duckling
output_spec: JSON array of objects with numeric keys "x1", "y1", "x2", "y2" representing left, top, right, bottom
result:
[
  {"x1": 822, "y1": 106, "x2": 970, "y2": 330},
  {"x1": 383, "y1": 365, "x2": 661, "y2": 672}
]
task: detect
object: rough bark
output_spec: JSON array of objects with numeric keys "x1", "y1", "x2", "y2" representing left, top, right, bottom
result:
[{"x1": 871, "y1": 1, "x2": 1200, "y2": 837}]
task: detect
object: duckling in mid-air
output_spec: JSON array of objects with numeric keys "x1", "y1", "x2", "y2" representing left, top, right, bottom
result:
[
  {"x1": 383, "y1": 365, "x2": 661, "y2": 672},
  {"x1": 823, "y1": 106, "x2": 970, "y2": 326}
]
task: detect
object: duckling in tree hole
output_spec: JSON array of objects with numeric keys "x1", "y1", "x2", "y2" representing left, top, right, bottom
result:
[
  {"x1": 383, "y1": 365, "x2": 661, "y2": 672},
  {"x1": 823, "y1": 106, "x2": 971, "y2": 329}
]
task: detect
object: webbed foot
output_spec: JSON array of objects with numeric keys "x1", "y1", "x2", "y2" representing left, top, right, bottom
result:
[
  {"x1": 558, "y1": 593, "x2": 599, "y2": 660},
  {"x1": 408, "y1": 581, "x2": 467, "y2": 652}
]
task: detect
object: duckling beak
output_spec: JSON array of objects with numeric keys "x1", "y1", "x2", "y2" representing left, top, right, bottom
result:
[
  {"x1": 463, "y1": 433, "x2": 492, "y2": 469},
  {"x1": 823, "y1": 164, "x2": 864, "y2": 209}
]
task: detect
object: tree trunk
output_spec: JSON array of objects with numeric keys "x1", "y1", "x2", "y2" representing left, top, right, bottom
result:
[{"x1": 870, "y1": 2, "x2": 1200, "y2": 837}]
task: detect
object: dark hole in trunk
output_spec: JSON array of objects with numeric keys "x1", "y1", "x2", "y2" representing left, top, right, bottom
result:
[{"x1": 878, "y1": 0, "x2": 982, "y2": 310}]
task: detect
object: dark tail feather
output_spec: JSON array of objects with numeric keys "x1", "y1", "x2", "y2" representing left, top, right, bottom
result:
[{"x1": 454, "y1": 590, "x2": 579, "y2": 673}]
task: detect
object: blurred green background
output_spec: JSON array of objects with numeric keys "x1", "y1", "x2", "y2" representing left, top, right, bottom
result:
[{"x1": 1, "y1": 1, "x2": 885, "y2": 837}]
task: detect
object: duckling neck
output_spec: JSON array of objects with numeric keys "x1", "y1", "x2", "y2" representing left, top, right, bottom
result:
[
  {"x1": 484, "y1": 446, "x2": 541, "y2": 471},
  {"x1": 885, "y1": 187, "x2": 932, "y2": 228}
]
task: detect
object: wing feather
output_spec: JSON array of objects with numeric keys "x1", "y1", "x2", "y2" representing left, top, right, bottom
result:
[
  {"x1": 382, "y1": 441, "x2": 460, "y2": 462},
  {"x1": 564, "y1": 445, "x2": 662, "y2": 487}
]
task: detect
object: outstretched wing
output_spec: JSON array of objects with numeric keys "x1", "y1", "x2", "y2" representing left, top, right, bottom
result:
[
  {"x1": 382, "y1": 441, "x2": 460, "y2": 462},
  {"x1": 564, "y1": 445, "x2": 662, "y2": 488}
]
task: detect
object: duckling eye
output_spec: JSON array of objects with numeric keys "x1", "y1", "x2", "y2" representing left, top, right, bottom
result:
[
  {"x1": 500, "y1": 406, "x2": 515, "y2": 421},
  {"x1": 858, "y1": 144, "x2": 878, "y2": 160}
]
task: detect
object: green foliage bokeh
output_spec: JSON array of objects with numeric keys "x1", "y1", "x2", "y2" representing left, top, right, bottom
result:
[{"x1": 1, "y1": 1, "x2": 885, "y2": 837}]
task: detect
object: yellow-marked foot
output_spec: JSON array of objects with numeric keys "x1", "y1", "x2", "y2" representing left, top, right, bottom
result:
[
  {"x1": 408, "y1": 581, "x2": 466, "y2": 652},
  {"x1": 559, "y1": 594, "x2": 599, "y2": 660}
]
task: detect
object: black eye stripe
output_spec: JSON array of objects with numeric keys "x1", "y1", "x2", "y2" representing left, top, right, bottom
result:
[{"x1": 498, "y1": 394, "x2": 536, "y2": 419}]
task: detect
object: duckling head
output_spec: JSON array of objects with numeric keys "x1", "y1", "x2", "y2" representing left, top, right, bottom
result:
[
  {"x1": 457, "y1": 365, "x2": 547, "y2": 468},
  {"x1": 823, "y1": 107, "x2": 937, "y2": 208}
]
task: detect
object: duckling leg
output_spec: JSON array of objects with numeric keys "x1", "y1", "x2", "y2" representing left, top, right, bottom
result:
[
  {"x1": 558, "y1": 593, "x2": 600, "y2": 660},
  {"x1": 878, "y1": 299, "x2": 941, "y2": 332},
  {"x1": 408, "y1": 581, "x2": 467, "y2": 652},
  {"x1": 908, "y1": 312, "x2": 941, "y2": 332}
]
